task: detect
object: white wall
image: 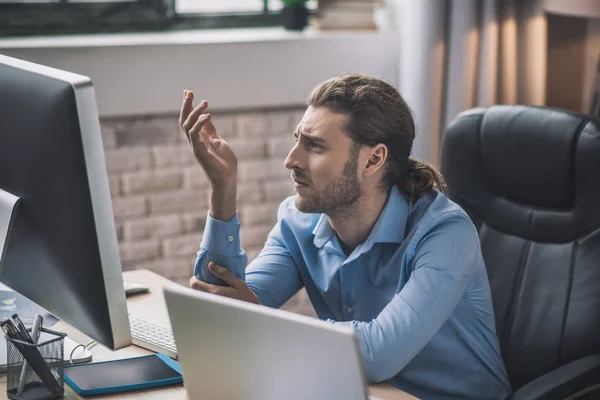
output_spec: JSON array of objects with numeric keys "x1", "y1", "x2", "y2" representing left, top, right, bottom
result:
[{"x1": 0, "y1": 29, "x2": 399, "y2": 118}]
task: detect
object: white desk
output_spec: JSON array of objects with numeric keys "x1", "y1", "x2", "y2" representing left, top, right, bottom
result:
[{"x1": 0, "y1": 270, "x2": 416, "y2": 400}]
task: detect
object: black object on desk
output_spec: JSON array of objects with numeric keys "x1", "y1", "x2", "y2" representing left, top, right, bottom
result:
[{"x1": 4, "y1": 325, "x2": 65, "y2": 400}]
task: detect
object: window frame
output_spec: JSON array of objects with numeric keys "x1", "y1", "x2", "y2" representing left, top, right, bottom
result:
[{"x1": 0, "y1": 0, "x2": 283, "y2": 37}]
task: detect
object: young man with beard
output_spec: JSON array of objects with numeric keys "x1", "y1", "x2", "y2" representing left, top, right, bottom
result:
[{"x1": 180, "y1": 75, "x2": 511, "y2": 399}]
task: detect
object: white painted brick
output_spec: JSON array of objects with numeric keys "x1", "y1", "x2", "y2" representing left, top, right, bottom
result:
[
  {"x1": 240, "y1": 203, "x2": 279, "y2": 226},
  {"x1": 116, "y1": 117, "x2": 179, "y2": 147},
  {"x1": 211, "y1": 114, "x2": 236, "y2": 138},
  {"x1": 114, "y1": 221, "x2": 124, "y2": 241},
  {"x1": 181, "y1": 212, "x2": 207, "y2": 233},
  {"x1": 112, "y1": 196, "x2": 147, "y2": 218},
  {"x1": 148, "y1": 190, "x2": 208, "y2": 214},
  {"x1": 236, "y1": 113, "x2": 267, "y2": 138},
  {"x1": 267, "y1": 136, "x2": 293, "y2": 158},
  {"x1": 264, "y1": 179, "x2": 296, "y2": 202},
  {"x1": 237, "y1": 182, "x2": 262, "y2": 205},
  {"x1": 122, "y1": 169, "x2": 184, "y2": 195},
  {"x1": 152, "y1": 116, "x2": 181, "y2": 137},
  {"x1": 183, "y1": 167, "x2": 210, "y2": 189},
  {"x1": 104, "y1": 148, "x2": 152, "y2": 173},
  {"x1": 108, "y1": 175, "x2": 120, "y2": 197},
  {"x1": 131, "y1": 257, "x2": 194, "y2": 280},
  {"x1": 123, "y1": 215, "x2": 182, "y2": 240},
  {"x1": 152, "y1": 145, "x2": 196, "y2": 168},
  {"x1": 227, "y1": 137, "x2": 265, "y2": 160},
  {"x1": 162, "y1": 233, "x2": 203, "y2": 257},
  {"x1": 236, "y1": 111, "x2": 296, "y2": 138},
  {"x1": 266, "y1": 110, "x2": 294, "y2": 136},
  {"x1": 119, "y1": 239, "x2": 160, "y2": 263},
  {"x1": 238, "y1": 159, "x2": 289, "y2": 181},
  {"x1": 121, "y1": 263, "x2": 136, "y2": 272},
  {"x1": 240, "y1": 224, "x2": 272, "y2": 249},
  {"x1": 291, "y1": 109, "x2": 306, "y2": 130},
  {"x1": 246, "y1": 247, "x2": 262, "y2": 263},
  {"x1": 100, "y1": 125, "x2": 117, "y2": 149}
]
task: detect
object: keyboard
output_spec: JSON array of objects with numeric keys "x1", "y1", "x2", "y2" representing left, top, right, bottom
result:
[{"x1": 129, "y1": 314, "x2": 178, "y2": 359}]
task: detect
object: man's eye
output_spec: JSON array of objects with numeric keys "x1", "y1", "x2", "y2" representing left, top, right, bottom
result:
[{"x1": 308, "y1": 142, "x2": 322, "y2": 149}]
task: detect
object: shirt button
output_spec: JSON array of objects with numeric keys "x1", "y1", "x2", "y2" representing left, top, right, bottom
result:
[
  {"x1": 227, "y1": 236, "x2": 234, "y2": 242},
  {"x1": 347, "y1": 307, "x2": 354, "y2": 314}
]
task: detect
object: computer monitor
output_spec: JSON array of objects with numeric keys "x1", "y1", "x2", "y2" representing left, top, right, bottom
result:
[{"x1": 0, "y1": 54, "x2": 131, "y2": 350}]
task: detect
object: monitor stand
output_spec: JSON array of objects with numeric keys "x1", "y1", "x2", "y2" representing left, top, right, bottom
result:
[
  {"x1": 0, "y1": 189, "x2": 93, "y2": 369},
  {"x1": 0, "y1": 188, "x2": 19, "y2": 273}
]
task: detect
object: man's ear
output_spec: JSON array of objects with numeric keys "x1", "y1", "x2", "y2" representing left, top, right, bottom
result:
[{"x1": 364, "y1": 144, "x2": 387, "y2": 176}]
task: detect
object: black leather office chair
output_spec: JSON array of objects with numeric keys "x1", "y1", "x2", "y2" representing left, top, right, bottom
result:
[{"x1": 440, "y1": 105, "x2": 600, "y2": 400}]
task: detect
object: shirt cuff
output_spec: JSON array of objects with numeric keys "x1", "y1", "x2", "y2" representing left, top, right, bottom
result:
[{"x1": 200, "y1": 212, "x2": 242, "y2": 257}]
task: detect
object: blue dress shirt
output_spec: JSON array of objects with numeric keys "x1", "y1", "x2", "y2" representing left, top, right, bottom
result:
[{"x1": 195, "y1": 186, "x2": 511, "y2": 399}]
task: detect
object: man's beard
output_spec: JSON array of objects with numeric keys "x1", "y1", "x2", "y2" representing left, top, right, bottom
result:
[{"x1": 295, "y1": 153, "x2": 362, "y2": 217}]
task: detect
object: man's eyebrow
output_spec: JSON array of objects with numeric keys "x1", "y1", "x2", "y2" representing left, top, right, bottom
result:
[{"x1": 295, "y1": 132, "x2": 328, "y2": 145}]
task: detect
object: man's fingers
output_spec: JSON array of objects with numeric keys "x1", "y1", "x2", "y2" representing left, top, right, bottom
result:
[
  {"x1": 202, "y1": 119, "x2": 219, "y2": 139},
  {"x1": 189, "y1": 113, "x2": 213, "y2": 150},
  {"x1": 189, "y1": 276, "x2": 237, "y2": 299},
  {"x1": 179, "y1": 90, "x2": 195, "y2": 130},
  {"x1": 182, "y1": 100, "x2": 209, "y2": 136},
  {"x1": 208, "y1": 262, "x2": 244, "y2": 289},
  {"x1": 189, "y1": 276, "x2": 216, "y2": 292}
]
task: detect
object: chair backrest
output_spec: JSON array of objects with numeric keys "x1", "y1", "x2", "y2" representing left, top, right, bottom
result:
[{"x1": 440, "y1": 105, "x2": 600, "y2": 390}]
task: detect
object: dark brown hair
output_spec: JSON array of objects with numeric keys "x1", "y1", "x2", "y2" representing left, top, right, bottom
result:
[{"x1": 307, "y1": 74, "x2": 446, "y2": 201}]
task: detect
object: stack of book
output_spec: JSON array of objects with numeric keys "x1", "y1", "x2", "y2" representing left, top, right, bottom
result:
[{"x1": 311, "y1": 0, "x2": 381, "y2": 31}]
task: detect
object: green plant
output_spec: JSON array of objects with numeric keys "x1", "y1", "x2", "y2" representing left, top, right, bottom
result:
[{"x1": 281, "y1": 0, "x2": 308, "y2": 6}]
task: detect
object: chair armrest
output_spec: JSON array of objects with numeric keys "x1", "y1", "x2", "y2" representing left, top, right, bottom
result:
[{"x1": 510, "y1": 354, "x2": 600, "y2": 400}]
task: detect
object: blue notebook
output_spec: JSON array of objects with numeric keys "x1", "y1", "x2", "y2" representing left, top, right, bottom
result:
[{"x1": 64, "y1": 354, "x2": 182, "y2": 396}]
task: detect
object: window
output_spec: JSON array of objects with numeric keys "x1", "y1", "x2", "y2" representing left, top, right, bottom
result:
[
  {"x1": 0, "y1": 0, "x2": 315, "y2": 37},
  {"x1": 176, "y1": 1, "x2": 264, "y2": 14},
  {"x1": 175, "y1": 1, "x2": 316, "y2": 14}
]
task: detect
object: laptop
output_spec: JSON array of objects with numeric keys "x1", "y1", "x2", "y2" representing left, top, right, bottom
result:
[{"x1": 164, "y1": 284, "x2": 379, "y2": 400}]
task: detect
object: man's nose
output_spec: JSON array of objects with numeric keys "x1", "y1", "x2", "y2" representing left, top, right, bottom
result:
[{"x1": 284, "y1": 142, "x2": 304, "y2": 170}]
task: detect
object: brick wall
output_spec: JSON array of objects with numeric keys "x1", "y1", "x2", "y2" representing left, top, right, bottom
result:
[{"x1": 100, "y1": 107, "x2": 316, "y2": 316}]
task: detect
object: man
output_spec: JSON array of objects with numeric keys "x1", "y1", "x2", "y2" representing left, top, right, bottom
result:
[{"x1": 180, "y1": 74, "x2": 511, "y2": 399}]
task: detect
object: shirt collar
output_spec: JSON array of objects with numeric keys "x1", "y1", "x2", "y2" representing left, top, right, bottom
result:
[
  {"x1": 312, "y1": 212, "x2": 334, "y2": 249},
  {"x1": 312, "y1": 185, "x2": 409, "y2": 249}
]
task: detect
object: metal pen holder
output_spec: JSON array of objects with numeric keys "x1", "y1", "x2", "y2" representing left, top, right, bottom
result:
[{"x1": 5, "y1": 328, "x2": 66, "y2": 400}]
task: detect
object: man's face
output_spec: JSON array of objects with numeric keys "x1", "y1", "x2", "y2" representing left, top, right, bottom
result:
[{"x1": 284, "y1": 106, "x2": 362, "y2": 214}]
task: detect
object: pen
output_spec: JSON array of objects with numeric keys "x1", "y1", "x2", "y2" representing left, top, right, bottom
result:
[
  {"x1": 4, "y1": 319, "x2": 26, "y2": 342},
  {"x1": 12, "y1": 314, "x2": 33, "y2": 343},
  {"x1": 17, "y1": 314, "x2": 43, "y2": 395},
  {"x1": 32, "y1": 315, "x2": 43, "y2": 342},
  {"x1": 0, "y1": 320, "x2": 13, "y2": 337}
]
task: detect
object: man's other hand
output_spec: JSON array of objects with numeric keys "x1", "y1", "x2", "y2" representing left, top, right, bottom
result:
[
  {"x1": 189, "y1": 262, "x2": 260, "y2": 305},
  {"x1": 179, "y1": 90, "x2": 238, "y2": 188}
]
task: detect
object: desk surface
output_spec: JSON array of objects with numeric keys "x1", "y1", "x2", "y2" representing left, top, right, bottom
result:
[{"x1": 0, "y1": 270, "x2": 416, "y2": 400}]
